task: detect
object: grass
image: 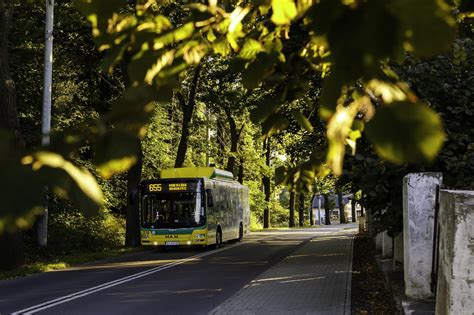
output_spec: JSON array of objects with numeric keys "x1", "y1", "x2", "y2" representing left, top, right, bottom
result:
[{"x1": 0, "y1": 247, "x2": 145, "y2": 281}]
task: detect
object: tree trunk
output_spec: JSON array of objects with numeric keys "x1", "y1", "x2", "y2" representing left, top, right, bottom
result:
[
  {"x1": 289, "y1": 191, "x2": 295, "y2": 227},
  {"x1": 174, "y1": 103, "x2": 190, "y2": 168},
  {"x1": 323, "y1": 194, "x2": 331, "y2": 225},
  {"x1": 351, "y1": 199, "x2": 357, "y2": 222},
  {"x1": 309, "y1": 194, "x2": 314, "y2": 226},
  {"x1": 225, "y1": 115, "x2": 244, "y2": 176},
  {"x1": 0, "y1": 0, "x2": 25, "y2": 269},
  {"x1": 337, "y1": 191, "x2": 346, "y2": 224},
  {"x1": 125, "y1": 143, "x2": 142, "y2": 247},
  {"x1": 361, "y1": 204, "x2": 364, "y2": 217},
  {"x1": 0, "y1": 0, "x2": 20, "y2": 138},
  {"x1": 298, "y1": 193, "x2": 305, "y2": 227},
  {"x1": 215, "y1": 119, "x2": 226, "y2": 166},
  {"x1": 262, "y1": 138, "x2": 271, "y2": 228},
  {"x1": 237, "y1": 157, "x2": 244, "y2": 184},
  {"x1": 225, "y1": 107, "x2": 237, "y2": 174},
  {"x1": 174, "y1": 65, "x2": 201, "y2": 168}
]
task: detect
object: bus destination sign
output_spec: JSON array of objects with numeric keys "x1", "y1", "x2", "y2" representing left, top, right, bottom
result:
[{"x1": 146, "y1": 182, "x2": 196, "y2": 193}]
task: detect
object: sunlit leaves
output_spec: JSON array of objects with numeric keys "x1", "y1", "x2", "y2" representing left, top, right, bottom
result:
[
  {"x1": 239, "y1": 39, "x2": 264, "y2": 60},
  {"x1": 271, "y1": 0, "x2": 297, "y2": 25},
  {"x1": 365, "y1": 79, "x2": 412, "y2": 104},
  {"x1": 366, "y1": 101, "x2": 445, "y2": 164},
  {"x1": 326, "y1": 101, "x2": 363, "y2": 175}
]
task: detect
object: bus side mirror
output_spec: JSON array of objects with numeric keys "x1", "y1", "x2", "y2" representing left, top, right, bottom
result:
[{"x1": 206, "y1": 189, "x2": 214, "y2": 207}]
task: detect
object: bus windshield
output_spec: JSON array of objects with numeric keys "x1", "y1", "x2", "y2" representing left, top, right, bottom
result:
[{"x1": 141, "y1": 192, "x2": 205, "y2": 229}]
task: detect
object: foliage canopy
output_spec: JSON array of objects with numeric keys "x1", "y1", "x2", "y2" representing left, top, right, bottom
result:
[{"x1": 0, "y1": 0, "x2": 471, "y2": 231}]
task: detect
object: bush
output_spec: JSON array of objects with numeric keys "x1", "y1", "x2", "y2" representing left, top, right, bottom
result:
[{"x1": 30, "y1": 198, "x2": 126, "y2": 257}]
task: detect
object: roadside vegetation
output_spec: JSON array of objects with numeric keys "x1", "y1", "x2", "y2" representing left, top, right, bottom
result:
[{"x1": 0, "y1": 0, "x2": 472, "y2": 286}]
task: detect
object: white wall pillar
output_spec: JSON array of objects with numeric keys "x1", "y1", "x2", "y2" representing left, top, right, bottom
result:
[
  {"x1": 382, "y1": 231, "x2": 393, "y2": 258},
  {"x1": 436, "y1": 190, "x2": 474, "y2": 315},
  {"x1": 403, "y1": 172, "x2": 442, "y2": 299}
]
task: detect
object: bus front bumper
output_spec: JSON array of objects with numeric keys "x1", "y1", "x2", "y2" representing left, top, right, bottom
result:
[{"x1": 140, "y1": 229, "x2": 207, "y2": 246}]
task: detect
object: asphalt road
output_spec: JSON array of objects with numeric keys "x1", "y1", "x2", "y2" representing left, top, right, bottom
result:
[{"x1": 0, "y1": 229, "x2": 324, "y2": 315}]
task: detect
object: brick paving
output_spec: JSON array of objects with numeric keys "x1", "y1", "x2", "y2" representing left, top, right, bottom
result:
[{"x1": 209, "y1": 224, "x2": 357, "y2": 315}]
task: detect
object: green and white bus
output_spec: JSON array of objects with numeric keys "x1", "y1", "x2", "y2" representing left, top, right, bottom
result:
[{"x1": 140, "y1": 167, "x2": 250, "y2": 248}]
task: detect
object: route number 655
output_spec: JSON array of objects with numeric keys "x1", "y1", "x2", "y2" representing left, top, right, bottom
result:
[{"x1": 149, "y1": 184, "x2": 162, "y2": 192}]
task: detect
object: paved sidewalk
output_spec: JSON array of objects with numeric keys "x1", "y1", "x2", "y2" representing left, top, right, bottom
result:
[{"x1": 209, "y1": 224, "x2": 357, "y2": 315}]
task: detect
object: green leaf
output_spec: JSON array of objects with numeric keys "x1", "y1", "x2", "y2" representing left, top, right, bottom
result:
[
  {"x1": 250, "y1": 97, "x2": 283, "y2": 124},
  {"x1": 262, "y1": 114, "x2": 289, "y2": 138},
  {"x1": 0, "y1": 132, "x2": 44, "y2": 232},
  {"x1": 74, "y1": 0, "x2": 123, "y2": 35},
  {"x1": 109, "y1": 85, "x2": 157, "y2": 130},
  {"x1": 291, "y1": 109, "x2": 314, "y2": 133},
  {"x1": 242, "y1": 52, "x2": 278, "y2": 89},
  {"x1": 327, "y1": 2, "x2": 400, "y2": 77},
  {"x1": 213, "y1": 39, "x2": 232, "y2": 56},
  {"x1": 390, "y1": 0, "x2": 456, "y2": 57},
  {"x1": 366, "y1": 101, "x2": 445, "y2": 164},
  {"x1": 94, "y1": 130, "x2": 141, "y2": 178},
  {"x1": 239, "y1": 39, "x2": 264, "y2": 60},
  {"x1": 0, "y1": 164, "x2": 45, "y2": 233},
  {"x1": 271, "y1": 0, "x2": 297, "y2": 25},
  {"x1": 101, "y1": 44, "x2": 127, "y2": 73},
  {"x1": 25, "y1": 151, "x2": 103, "y2": 216}
]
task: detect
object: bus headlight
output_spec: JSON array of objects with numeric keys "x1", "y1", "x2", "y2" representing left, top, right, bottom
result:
[{"x1": 195, "y1": 234, "x2": 206, "y2": 239}]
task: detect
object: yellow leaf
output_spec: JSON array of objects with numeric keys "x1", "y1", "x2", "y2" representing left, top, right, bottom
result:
[
  {"x1": 25, "y1": 151, "x2": 103, "y2": 206},
  {"x1": 271, "y1": 0, "x2": 297, "y2": 25}
]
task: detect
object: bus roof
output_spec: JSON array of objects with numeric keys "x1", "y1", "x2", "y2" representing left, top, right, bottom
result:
[{"x1": 160, "y1": 167, "x2": 234, "y2": 181}]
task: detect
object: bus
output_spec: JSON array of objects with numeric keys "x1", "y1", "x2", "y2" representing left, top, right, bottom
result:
[{"x1": 140, "y1": 167, "x2": 250, "y2": 248}]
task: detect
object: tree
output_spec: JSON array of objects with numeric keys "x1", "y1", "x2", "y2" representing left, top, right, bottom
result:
[
  {"x1": 351, "y1": 199, "x2": 357, "y2": 223},
  {"x1": 262, "y1": 137, "x2": 271, "y2": 228},
  {"x1": 289, "y1": 190, "x2": 295, "y2": 227},
  {"x1": 0, "y1": 0, "x2": 25, "y2": 269},
  {"x1": 336, "y1": 190, "x2": 346, "y2": 224},
  {"x1": 175, "y1": 64, "x2": 202, "y2": 168},
  {"x1": 323, "y1": 194, "x2": 331, "y2": 225},
  {"x1": 0, "y1": 0, "x2": 468, "y2": 233},
  {"x1": 298, "y1": 193, "x2": 305, "y2": 227},
  {"x1": 0, "y1": 0, "x2": 20, "y2": 142}
]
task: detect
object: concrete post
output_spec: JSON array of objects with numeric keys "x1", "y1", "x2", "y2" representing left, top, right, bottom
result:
[
  {"x1": 375, "y1": 232, "x2": 382, "y2": 251},
  {"x1": 436, "y1": 190, "x2": 474, "y2": 315},
  {"x1": 382, "y1": 231, "x2": 393, "y2": 258},
  {"x1": 393, "y1": 232, "x2": 404, "y2": 270},
  {"x1": 403, "y1": 172, "x2": 442, "y2": 299}
]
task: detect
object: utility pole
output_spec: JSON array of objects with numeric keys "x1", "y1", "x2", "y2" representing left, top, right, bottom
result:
[{"x1": 37, "y1": 0, "x2": 54, "y2": 247}]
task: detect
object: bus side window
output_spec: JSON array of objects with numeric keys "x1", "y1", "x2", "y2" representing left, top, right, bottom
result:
[{"x1": 206, "y1": 189, "x2": 214, "y2": 207}]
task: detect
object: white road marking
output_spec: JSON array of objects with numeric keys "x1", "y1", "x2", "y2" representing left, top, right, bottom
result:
[
  {"x1": 12, "y1": 243, "x2": 244, "y2": 315},
  {"x1": 12, "y1": 231, "x2": 314, "y2": 314}
]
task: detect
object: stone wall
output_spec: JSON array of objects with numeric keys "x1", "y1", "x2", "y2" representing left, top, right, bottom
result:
[{"x1": 436, "y1": 190, "x2": 474, "y2": 314}]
